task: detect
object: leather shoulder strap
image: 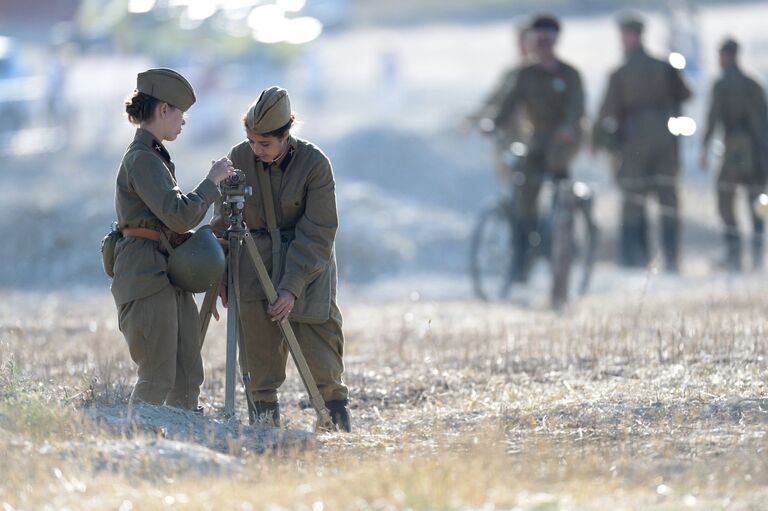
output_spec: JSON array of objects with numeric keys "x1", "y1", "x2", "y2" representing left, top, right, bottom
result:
[{"x1": 255, "y1": 160, "x2": 281, "y2": 285}]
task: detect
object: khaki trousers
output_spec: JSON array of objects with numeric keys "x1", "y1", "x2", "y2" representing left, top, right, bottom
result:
[
  {"x1": 237, "y1": 299, "x2": 347, "y2": 403},
  {"x1": 117, "y1": 285, "x2": 203, "y2": 409},
  {"x1": 717, "y1": 167, "x2": 765, "y2": 238},
  {"x1": 616, "y1": 139, "x2": 680, "y2": 268}
]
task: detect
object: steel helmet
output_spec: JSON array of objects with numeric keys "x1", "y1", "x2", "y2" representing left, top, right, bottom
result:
[{"x1": 167, "y1": 226, "x2": 225, "y2": 293}]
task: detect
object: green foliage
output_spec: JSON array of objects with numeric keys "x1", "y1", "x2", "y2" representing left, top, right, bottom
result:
[{"x1": 0, "y1": 360, "x2": 79, "y2": 440}]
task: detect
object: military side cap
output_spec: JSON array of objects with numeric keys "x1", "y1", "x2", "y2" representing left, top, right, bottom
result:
[
  {"x1": 618, "y1": 13, "x2": 645, "y2": 34},
  {"x1": 137, "y1": 68, "x2": 196, "y2": 111},
  {"x1": 720, "y1": 38, "x2": 739, "y2": 54},
  {"x1": 531, "y1": 14, "x2": 560, "y2": 33},
  {"x1": 245, "y1": 86, "x2": 292, "y2": 134}
]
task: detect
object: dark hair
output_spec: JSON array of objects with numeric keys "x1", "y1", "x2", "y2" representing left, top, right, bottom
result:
[
  {"x1": 531, "y1": 15, "x2": 560, "y2": 33},
  {"x1": 244, "y1": 114, "x2": 296, "y2": 138},
  {"x1": 125, "y1": 91, "x2": 160, "y2": 124},
  {"x1": 720, "y1": 38, "x2": 739, "y2": 56}
]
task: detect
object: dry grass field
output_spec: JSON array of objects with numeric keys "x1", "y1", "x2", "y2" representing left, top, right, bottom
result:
[{"x1": 1, "y1": 272, "x2": 767, "y2": 510}]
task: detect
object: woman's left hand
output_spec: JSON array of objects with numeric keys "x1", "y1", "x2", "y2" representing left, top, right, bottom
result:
[{"x1": 268, "y1": 288, "x2": 296, "y2": 322}]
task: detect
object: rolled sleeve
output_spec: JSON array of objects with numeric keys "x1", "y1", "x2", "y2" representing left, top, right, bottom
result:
[{"x1": 278, "y1": 272, "x2": 305, "y2": 299}]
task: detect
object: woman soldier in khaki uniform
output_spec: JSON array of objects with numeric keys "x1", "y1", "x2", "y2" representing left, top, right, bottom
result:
[
  {"x1": 212, "y1": 87, "x2": 350, "y2": 431},
  {"x1": 113, "y1": 68, "x2": 234, "y2": 410}
]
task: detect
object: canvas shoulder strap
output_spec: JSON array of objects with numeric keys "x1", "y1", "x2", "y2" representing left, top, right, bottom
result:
[{"x1": 255, "y1": 161, "x2": 282, "y2": 286}]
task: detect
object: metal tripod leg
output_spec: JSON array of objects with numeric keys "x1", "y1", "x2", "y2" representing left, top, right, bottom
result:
[
  {"x1": 196, "y1": 243, "x2": 248, "y2": 419},
  {"x1": 224, "y1": 234, "x2": 240, "y2": 416},
  {"x1": 241, "y1": 231, "x2": 334, "y2": 431},
  {"x1": 229, "y1": 234, "x2": 261, "y2": 425}
]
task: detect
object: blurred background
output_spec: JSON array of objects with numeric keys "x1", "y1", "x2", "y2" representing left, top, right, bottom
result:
[{"x1": 1, "y1": 0, "x2": 766, "y2": 303}]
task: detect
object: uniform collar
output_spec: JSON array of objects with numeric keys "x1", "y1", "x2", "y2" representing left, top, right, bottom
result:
[
  {"x1": 134, "y1": 128, "x2": 171, "y2": 164},
  {"x1": 724, "y1": 63, "x2": 742, "y2": 77},
  {"x1": 625, "y1": 46, "x2": 647, "y2": 63},
  {"x1": 535, "y1": 58, "x2": 563, "y2": 74}
]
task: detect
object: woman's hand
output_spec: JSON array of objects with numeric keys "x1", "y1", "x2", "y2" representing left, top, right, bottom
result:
[
  {"x1": 268, "y1": 289, "x2": 296, "y2": 322},
  {"x1": 207, "y1": 157, "x2": 235, "y2": 185}
]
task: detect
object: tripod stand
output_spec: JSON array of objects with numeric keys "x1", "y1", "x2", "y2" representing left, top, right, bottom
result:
[{"x1": 199, "y1": 182, "x2": 334, "y2": 431}]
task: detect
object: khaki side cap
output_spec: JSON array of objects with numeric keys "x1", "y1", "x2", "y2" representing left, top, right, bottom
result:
[
  {"x1": 137, "y1": 68, "x2": 196, "y2": 111},
  {"x1": 245, "y1": 86, "x2": 292, "y2": 134}
]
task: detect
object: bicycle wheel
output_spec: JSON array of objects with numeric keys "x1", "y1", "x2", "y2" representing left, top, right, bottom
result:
[
  {"x1": 469, "y1": 197, "x2": 515, "y2": 301},
  {"x1": 549, "y1": 181, "x2": 575, "y2": 309},
  {"x1": 549, "y1": 181, "x2": 599, "y2": 307},
  {"x1": 573, "y1": 183, "x2": 599, "y2": 295}
]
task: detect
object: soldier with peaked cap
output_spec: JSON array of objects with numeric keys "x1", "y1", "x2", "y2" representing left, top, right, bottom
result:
[
  {"x1": 593, "y1": 13, "x2": 692, "y2": 271},
  {"x1": 493, "y1": 14, "x2": 586, "y2": 289},
  {"x1": 211, "y1": 86, "x2": 351, "y2": 431},
  {"x1": 112, "y1": 68, "x2": 235, "y2": 410},
  {"x1": 701, "y1": 38, "x2": 768, "y2": 271}
]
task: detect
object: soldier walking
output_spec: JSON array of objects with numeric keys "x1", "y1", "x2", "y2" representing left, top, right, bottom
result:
[
  {"x1": 701, "y1": 38, "x2": 768, "y2": 271},
  {"x1": 593, "y1": 15, "x2": 692, "y2": 271},
  {"x1": 212, "y1": 87, "x2": 351, "y2": 431},
  {"x1": 112, "y1": 69, "x2": 234, "y2": 410},
  {"x1": 492, "y1": 14, "x2": 585, "y2": 284}
]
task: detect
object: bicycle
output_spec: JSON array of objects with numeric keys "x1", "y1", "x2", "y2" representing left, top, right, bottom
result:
[{"x1": 469, "y1": 141, "x2": 599, "y2": 309}]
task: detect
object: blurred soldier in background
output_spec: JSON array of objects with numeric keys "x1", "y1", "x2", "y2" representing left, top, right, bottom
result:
[
  {"x1": 492, "y1": 14, "x2": 585, "y2": 283},
  {"x1": 701, "y1": 38, "x2": 768, "y2": 271},
  {"x1": 593, "y1": 15, "x2": 691, "y2": 272},
  {"x1": 471, "y1": 21, "x2": 533, "y2": 186}
]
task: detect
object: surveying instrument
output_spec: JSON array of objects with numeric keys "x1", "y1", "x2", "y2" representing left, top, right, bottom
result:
[{"x1": 199, "y1": 169, "x2": 334, "y2": 431}]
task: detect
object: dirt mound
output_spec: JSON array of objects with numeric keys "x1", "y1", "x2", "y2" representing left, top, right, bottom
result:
[
  {"x1": 85, "y1": 404, "x2": 314, "y2": 456},
  {"x1": 45, "y1": 438, "x2": 246, "y2": 476}
]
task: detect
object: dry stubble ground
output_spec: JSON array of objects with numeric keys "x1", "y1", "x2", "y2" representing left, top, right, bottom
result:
[{"x1": 0, "y1": 271, "x2": 767, "y2": 510}]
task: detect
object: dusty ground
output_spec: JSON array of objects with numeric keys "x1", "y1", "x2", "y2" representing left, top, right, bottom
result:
[{"x1": 1, "y1": 271, "x2": 767, "y2": 510}]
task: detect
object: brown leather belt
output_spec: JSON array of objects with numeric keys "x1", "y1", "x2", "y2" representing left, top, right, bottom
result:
[{"x1": 121, "y1": 227, "x2": 161, "y2": 242}]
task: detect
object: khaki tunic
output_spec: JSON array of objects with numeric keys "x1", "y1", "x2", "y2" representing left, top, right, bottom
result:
[
  {"x1": 593, "y1": 47, "x2": 691, "y2": 187},
  {"x1": 703, "y1": 64, "x2": 768, "y2": 236},
  {"x1": 112, "y1": 128, "x2": 220, "y2": 408},
  {"x1": 211, "y1": 136, "x2": 347, "y2": 403},
  {"x1": 495, "y1": 59, "x2": 585, "y2": 176}
]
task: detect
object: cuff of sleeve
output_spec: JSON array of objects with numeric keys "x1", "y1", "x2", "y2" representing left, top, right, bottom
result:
[
  {"x1": 279, "y1": 273, "x2": 305, "y2": 299},
  {"x1": 196, "y1": 178, "x2": 221, "y2": 203}
]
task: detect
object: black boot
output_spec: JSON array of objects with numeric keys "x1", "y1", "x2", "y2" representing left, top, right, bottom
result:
[
  {"x1": 752, "y1": 236, "x2": 763, "y2": 271},
  {"x1": 510, "y1": 218, "x2": 531, "y2": 283},
  {"x1": 717, "y1": 232, "x2": 742, "y2": 272},
  {"x1": 618, "y1": 222, "x2": 633, "y2": 267},
  {"x1": 325, "y1": 399, "x2": 352, "y2": 433},
  {"x1": 619, "y1": 220, "x2": 650, "y2": 268},
  {"x1": 250, "y1": 400, "x2": 280, "y2": 427},
  {"x1": 661, "y1": 217, "x2": 680, "y2": 273}
]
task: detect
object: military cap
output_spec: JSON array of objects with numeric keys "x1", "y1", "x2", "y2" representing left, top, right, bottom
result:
[
  {"x1": 720, "y1": 38, "x2": 739, "y2": 54},
  {"x1": 531, "y1": 14, "x2": 560, "y2": 34},
  {"x1": 618, "y1": 13, "x2": 645, "y2": 34},
  {"x1": 245, "y1": 86, "x2": 292, "y2": 134},
  {"x1": 136, "y1": 68, "x2": 196, "y2": 111}
]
